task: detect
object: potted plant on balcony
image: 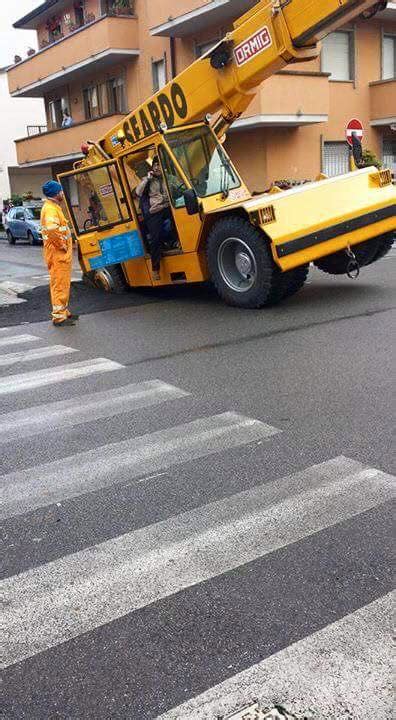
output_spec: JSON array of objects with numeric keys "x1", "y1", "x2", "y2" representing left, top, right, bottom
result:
[
  {"x1": 27, "y1": 47, "x2": 36, "y2": 56},
  {"x1": 46, "y1": 16, "x2": 63, "y2": 40},
  {"x1": 109, "y1": 0, "x2": 134, "y2": 16}
]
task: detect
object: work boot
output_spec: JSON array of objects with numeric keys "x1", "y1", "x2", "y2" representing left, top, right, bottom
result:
[
  {"x1": 68, "y1": 313, "x2": 80, "y2": 320},
  {"x1": 53, "y1": 318, "x2": 76, "y2": 327}
]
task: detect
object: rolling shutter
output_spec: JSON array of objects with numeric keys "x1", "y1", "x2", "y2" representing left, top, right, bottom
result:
[{"x1": 323, "y1": 142, "x2": 350, "y2": 176}]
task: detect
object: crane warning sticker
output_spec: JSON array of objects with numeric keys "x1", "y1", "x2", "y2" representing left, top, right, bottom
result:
[
  {"x1": 234, "y1": 27, "x2": 272, "y2": 66},
  {"x1": 99, "y1": 183, "x2": 114, "y2": 197}
]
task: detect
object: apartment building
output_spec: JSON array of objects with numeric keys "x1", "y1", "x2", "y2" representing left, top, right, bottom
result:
[
  {"x1": 7, "y1": 0, "x2": 396, "y2": 194},
  {"x1": 0, "y1": 66, "x2": 47, "y2": 208}
]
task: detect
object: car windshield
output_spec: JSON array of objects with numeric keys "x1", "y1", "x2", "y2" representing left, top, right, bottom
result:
[
  {"x1": 25, "y1": 208, "x2": 41, "y2": 220},
  {"x1": 165, "y1": 126, "x2": 241, "y2": 198}
]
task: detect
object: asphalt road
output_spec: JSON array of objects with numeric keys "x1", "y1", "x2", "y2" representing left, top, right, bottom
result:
[{"x1": 0, "y1": 238, "x2": 394, "y2": 719}]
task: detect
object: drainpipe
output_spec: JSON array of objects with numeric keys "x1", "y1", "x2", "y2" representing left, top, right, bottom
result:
[{"x1": 170, "y1": 36, "x2": 177, "y2": 79}]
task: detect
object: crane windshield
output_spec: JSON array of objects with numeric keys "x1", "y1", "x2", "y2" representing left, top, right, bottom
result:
[{"x1": 165, "y1": 126, "x2": 241, "y2": 198}]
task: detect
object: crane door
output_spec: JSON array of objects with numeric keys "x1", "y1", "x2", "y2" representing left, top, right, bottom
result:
[{"x1": 58, "y1": 160, "x2": 144, "y2": 272}]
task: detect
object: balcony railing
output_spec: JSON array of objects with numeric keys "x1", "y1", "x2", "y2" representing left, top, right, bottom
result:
[
  {"x1": 38, "y1": 2, "x2": 136, "y2": 52},
  {"x1": 15, "y1": 114, "x2": 125, "y2": 166},
  {"x1": 8, "y1": 14, "x2": 139, "y2": 98},
  {"x1": 369, "y1": 78, "x2": 396, "y2": 126},
  {"x1": 27, "y1": 125, "x2": 48, "y2": 136}
]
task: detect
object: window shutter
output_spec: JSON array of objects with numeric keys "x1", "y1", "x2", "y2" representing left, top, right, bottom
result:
[
  {"x1": 322, "y1": 32, "x2": 351, "y2": 81},
  {"x1": 383, "y1": 36, "x2": 395, "y2": 80},
  {"x1": 383, "y1": 137, "x2": 396, "y2": 174},
  {"x1": 323, "y1": 142, "x2": 350, "y2": 176}
]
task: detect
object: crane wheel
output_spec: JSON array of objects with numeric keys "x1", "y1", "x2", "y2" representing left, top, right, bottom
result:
[
  {"x1": 313, "y1": 234, "x2": 392, "y2": 275},
  {"x1": 364, "y1": 232, "x2": 394, "y2": 265},
  {"x1": 83, "y1": 264, "x2": 128, "y2": 294},
  {"x1": 206, "y1": 217, "x2": 284, "y2": 308},
  {"x1": 269, "y1": 264, "x2": 309, "y2": 304}
]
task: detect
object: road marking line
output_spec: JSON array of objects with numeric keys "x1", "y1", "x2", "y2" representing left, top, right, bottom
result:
[
  {"x1": 0, "y1": 357, "x2": 123, "y2": 396},
  {"x1": 157, "y1": 593, "x2": 393, "y2": 720},
  {"x1": 1, "y1": 457, "x2": 393, "y2": 668},
  {"x1": 0, "y1": 334, "x2": 40, "y2": 349},
  {"x1": 0, "y1": 344, "x2": 78, "y2": 368},
  {"x1": 0, "y1": 380, "x2": 189, "y2": 444},
  {"x1": 0, "y1": 412, "x2": 279, "y2": 519}
]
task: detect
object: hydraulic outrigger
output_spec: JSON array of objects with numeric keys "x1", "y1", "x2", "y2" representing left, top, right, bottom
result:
[{"x1": 58, "y1": 0, "x2": 395, "y2": 307}]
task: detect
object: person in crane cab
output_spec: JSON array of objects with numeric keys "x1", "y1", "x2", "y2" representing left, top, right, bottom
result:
[{"x1": 136, "y1": 156, "x2": 179, "y2": 281}]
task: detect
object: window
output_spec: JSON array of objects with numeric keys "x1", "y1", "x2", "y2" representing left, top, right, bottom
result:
[
  {"x1": 152, "y1": 58, "x2": 166, "y2": 92},
  {"x1": 165, "y1": 126, "x2": 241, "y2": 198},
  {"x1": 83, "y1": 82, "x2": 111, "y2": 120},
  {"x1": 382, "y1": 35, "x2": 396, "y2": 80},
  {"x1": 158, "y1": 146, "x2": 187, "y2": 208},
  {"x1": 15, "y1": 209, "x2": 25, "y2": 220},
  {"x1": 74, "y1": 0, "x2": 85, "y2": 27},
  {"x1": 383, "y1": 137, "x2": 396, "y2": 174},
  {"x1": 48, "y1": 97, "x2": 68, "y2": 128},
  {"x1": 195, "y1": 39, "x2": 218, "y2": 59},
  {"x1": 321, "y1": 31, "x2": 354, "y2": 81},
  {"x1": 83, "y1": 85, "x2": 101, "y2": 120},
  {"x1": 108, "y1": 76, "x2": 126, "y2": 113},
  {"x1": 62, "y1": 163, "x2": 130, "y2": 235},
  {"x1": 25, "y1": 208, "x2": 41, "y2": 220},
  {"x1": 323, "y1": 142, "x2": 350, "y2": 176}
]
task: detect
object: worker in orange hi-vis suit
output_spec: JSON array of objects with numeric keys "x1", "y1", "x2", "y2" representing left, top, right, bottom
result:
[{"x1": 40, "y1": 181, "x2": 79, "y2": 327}]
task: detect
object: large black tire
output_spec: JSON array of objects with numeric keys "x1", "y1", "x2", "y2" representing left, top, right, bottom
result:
[
  {"x1": 365, "y1": 232, "x2": 394, "y2": 265},
  {"x1": 206, "y1": 216, "x2": 285, "y2": 308},
  {"x1": 6, "y1": 230, "x2": 16, "y2": 245},
  {"x1": 270, "y1": 264, "x2": 309, "y2": 304},
  {"x1": 83, "y1": 264, "x2": 128, "y2": 294},
  {"x1": 313, "y1": 234, "x2": 392, "y2": 275}
]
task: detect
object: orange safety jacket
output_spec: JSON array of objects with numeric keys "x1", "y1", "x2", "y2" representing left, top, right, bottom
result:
[{"x1": 40, "y1": 199, "x2": 72, "y2": 249}]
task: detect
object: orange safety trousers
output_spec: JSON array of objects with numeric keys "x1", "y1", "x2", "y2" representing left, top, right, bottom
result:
[
  {"x1": 43, "y1": 242, "x2": 73, "y2": 323},
  {"x1": 41, "y1": 199, "x2": 73, "y2": 323}
]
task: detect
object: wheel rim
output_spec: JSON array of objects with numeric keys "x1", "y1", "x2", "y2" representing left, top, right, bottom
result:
[
  {"x1": 93, "y1": 269, "x2": 114, "y2": 292},
  {"x1": 217, "y1": 237, "x2": 257, "y2": 293}
]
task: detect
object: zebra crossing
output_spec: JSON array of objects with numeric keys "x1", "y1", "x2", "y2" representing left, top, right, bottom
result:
[{"x1": 0, "y1": 325, "x2": 393, "y2": 719}]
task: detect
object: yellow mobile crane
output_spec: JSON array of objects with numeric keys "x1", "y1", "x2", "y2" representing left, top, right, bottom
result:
[{"x1": 59, "y1": 0, "x2": 395, "y2": 307}]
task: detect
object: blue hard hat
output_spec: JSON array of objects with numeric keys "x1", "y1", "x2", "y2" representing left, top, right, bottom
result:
[{"x1": 42, "y1": 180, "x2": 63, "y2": 198}]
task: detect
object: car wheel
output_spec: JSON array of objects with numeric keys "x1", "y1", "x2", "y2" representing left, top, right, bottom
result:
[
  {"x1": 27, "y1": 231, "x2": 40, "y2": 246},
  {"x1": 6, "y1": 230, "x2": 16, "y2": 245}
]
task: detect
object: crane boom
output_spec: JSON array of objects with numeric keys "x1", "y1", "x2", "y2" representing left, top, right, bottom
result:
[{"x1": 94, "y1": 0, "x2": 384, "y2": 161}]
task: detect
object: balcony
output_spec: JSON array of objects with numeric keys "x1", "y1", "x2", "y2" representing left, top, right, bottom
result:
[
  {"x1": 8, "y1": 14, "x2": 139, "y2": 98},
  {"x1": 15, "y1": 114, "x2": 125, "y2": 167},
  {"x1": 150, "y1": 0, "x2": 258, "y2": 37},
  {"x1": 369, "y1": 79, "x2": 396, "y2": 128},
  {"x1": 230, "y1": 71, "x2": 330, "y2": 130}
]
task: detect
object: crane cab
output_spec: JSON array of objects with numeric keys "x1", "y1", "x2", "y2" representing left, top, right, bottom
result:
[{"x1": 58, "y1": 122, "x2": 250, "y2": 291}]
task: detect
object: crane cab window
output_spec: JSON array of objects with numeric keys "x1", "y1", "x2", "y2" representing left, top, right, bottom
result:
[
  {"x1": 165, "y1": 125, "x2": 241, "y2": 198},
  {"x1": 62, "y1": 163, "x2": 130, "y2": 235},
  {"x1": 158, "y1": 146, "x2": 187, "y2": 209}
]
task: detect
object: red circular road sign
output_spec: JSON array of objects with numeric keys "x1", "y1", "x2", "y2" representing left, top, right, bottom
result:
[{"x1": 346, "y1": 118, "x2": 364, "y2": 146}]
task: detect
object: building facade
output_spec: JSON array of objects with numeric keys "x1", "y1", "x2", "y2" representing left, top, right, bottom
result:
[
  {"x1": 0, "y1": 66, "x2": 47, "y2": 210},
  {"x1": 7, "y1": 0, "x2": 396, "y2": 195}
]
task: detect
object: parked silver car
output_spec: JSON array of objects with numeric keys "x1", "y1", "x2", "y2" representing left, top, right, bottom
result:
[{"x1": 5, "y1": 205, "x2": 42, "y2": 245}]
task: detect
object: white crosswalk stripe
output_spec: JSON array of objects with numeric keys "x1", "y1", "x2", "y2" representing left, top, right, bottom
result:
[
  {"x1": 0, "y1": 333, "x2": 40, "y2": 348},
  {"x1": 0, "y1": 379, "x2": 189, "y2": 444},
  {"x1": 0, "y1": 344, "x2": 78, "y2": 368},
  {"x1": 158, "y1": 592, "x2": 393, "y2": 720},
  {"x1": 0, "y1": 357, "x2": 123, "y2": 395},
  {"x1": 0, "y1": 411, "x2": 279, "y2": 519},
  {"x1": 1, "y1": 456, "x2": 393, "y2": 669}
]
